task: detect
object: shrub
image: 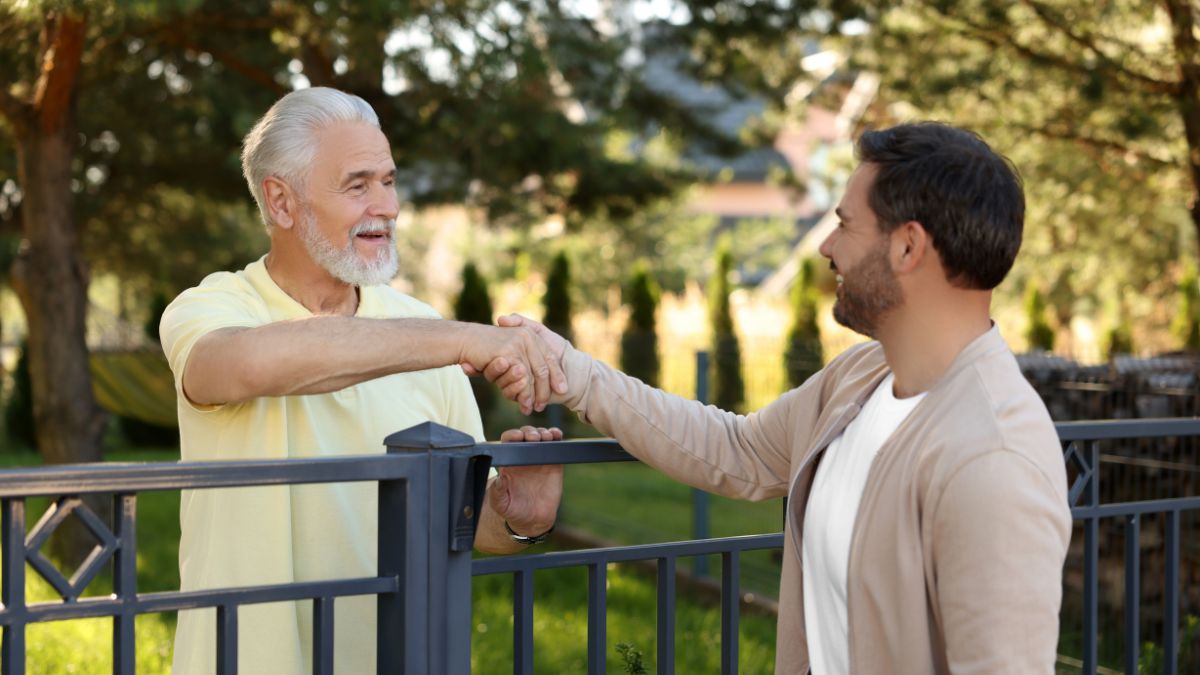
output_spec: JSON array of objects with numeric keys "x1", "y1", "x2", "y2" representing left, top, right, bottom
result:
[
  {"x1": 1023, "y1": 284, "x2": 1055, "y2": 352},
  {"x1": 1172, "y1": 264, "x2": 1200, "y2": 351},
  {"x1": 709, "y1": 240, "x2": 744, "y2": 412},
  {"x1": 620, "y1": 262, "x2": 660, "y2": 387},
  {"x1": 784, "y1": 257, "x2": 823, "y2": 389},
  {"x1": 453, "y1": 262, "x2": 497, "y2": 421},
  {"x1": 543, "y1": 251, "x2": 574, "y2": 343},
  {"x1": 4, "y1": 339, "x2": 35, "y2": 451}
]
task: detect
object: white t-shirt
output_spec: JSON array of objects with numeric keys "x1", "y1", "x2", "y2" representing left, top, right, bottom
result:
[{"x1": 801, "y1": 373, "x2": 925, "y2": 675}]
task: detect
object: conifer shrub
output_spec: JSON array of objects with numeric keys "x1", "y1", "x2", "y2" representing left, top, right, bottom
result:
[
  {"x1": 1023, "y1": 284, "x2": 1055, "y2": 352},
  {"x1": 454, "y1": 262, "x2": 497, "y2": 421},
  {"x1": 784, "y1": 257, "x2": 823, "y2": 389},
  {"x1": 709, "y1": 240, "x2": 744, "y2": 412},
  {"x1": 620, "y1": 262, "x2": 660, "y2": 387}
]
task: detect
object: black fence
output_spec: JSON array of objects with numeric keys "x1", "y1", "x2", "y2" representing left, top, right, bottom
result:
[{"x1": 0, "y1": 419, "x2": 1197, "y2": 674}]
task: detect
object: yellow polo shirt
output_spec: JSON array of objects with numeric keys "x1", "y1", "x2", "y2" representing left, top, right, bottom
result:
[{"x1": 160, "y1": 257, "x2": 484, "y2": 674}]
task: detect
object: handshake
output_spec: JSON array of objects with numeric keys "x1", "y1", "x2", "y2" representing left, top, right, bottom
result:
[{"x1": 456, "y1": 314, "x2": 571, "y2": 416}]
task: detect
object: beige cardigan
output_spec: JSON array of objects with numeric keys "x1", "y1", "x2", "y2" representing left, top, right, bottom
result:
[{"x1": 559, "y1": 327, "x2": 1071, "y2": 674}]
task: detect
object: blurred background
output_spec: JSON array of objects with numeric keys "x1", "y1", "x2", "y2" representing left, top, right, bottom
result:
[{"x1": 3, "y1": 1, "x2": 1200, "y2": 672}]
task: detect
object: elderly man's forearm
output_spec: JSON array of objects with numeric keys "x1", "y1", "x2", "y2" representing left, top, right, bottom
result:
[{"x1": 182, "y1": 316, "x2": 475, "y2": 404}]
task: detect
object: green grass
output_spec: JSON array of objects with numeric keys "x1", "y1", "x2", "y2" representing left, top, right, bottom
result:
[{"x1": 0, "y1": 447, "x2": 779, "y2": 673}]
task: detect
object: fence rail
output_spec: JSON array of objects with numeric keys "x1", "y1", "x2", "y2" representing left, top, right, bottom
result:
[{"x1": 0, "y1": 419, "x2": 1197, "y2": 674}]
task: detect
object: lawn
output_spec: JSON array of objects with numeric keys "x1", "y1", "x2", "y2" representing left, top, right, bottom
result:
[{"x1": 0, "y1": 447, "x2": 779, "y2": 673}]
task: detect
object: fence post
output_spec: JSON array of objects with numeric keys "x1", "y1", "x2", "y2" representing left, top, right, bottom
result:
[
  {"x1": 693, "y1": 351, "x2": 712, "y2": 578},
  {"x1": 382, "y1": 422, "x2": 487, "y2": 675}
]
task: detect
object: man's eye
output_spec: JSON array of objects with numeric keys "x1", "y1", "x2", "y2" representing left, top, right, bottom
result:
[{"x1": 349, "y1": 183, "x2": 367, "y2": 192}]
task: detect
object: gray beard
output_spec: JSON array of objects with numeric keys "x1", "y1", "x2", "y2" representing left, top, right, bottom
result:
[{"x1": 299, "y1": 209, "x2": 399, "y2": 287}]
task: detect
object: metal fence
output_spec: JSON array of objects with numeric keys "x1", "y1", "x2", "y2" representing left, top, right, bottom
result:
[{"x1": 0, "y1": 419, "x2": 1197, "y2": 674}]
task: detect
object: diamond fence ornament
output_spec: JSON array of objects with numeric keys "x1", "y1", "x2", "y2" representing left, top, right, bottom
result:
[{"x1": 23, "y1": 496, "x2": 116, "y2": 600}]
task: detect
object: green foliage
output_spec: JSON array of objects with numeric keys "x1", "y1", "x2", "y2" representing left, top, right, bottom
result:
[
  {"x1": 784, "y1": 257, "x2": 823, "y2": 389},
  {"x1": 616, "y1": 643, "x2": 648, "y2": 675},
  {"x1": 4, "y1": 340, "x2": 35, "y2": 451},
  {"x1": 1023, "y1": 284, "x2": 1055, "y2": 352},
  {"x1": 620, "y1": 262, "x2": 661, "y2": 387},
  {"x1": 542, "y1": 251, "x2": 574, "y2": 341},
  {"x1": 1138, "y1": 614, "x2": 1200, "y2": 674},
  {"x1": 1172, "y1": 264, "x2": 1200, "y2": 351},
  {"x1": 708, "y1": 240, "x2": 744, "y2": 412},
  {"x1": 454, "y1": 262, "x2": 496, "y2": 421},
  {"x1": 143, "y1": 291, "x2": 170, "y2": 344}
]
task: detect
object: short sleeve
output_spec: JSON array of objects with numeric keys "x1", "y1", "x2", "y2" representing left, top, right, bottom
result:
[{"x1": 159, "y1": 278, "x2": 266, "y2": 412}]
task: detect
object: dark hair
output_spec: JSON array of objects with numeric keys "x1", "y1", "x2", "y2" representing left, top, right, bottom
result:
[{"x1": 855, "y1": 122, "x2": 1024, "y2": 290}]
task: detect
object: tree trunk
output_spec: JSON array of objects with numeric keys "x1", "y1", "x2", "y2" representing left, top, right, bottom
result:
[
  {"x1": 12, "y1": 128, "x2": 107, "y2": 469},
  {"x1": 1164, "y1": 0, "x2": 1200, "y2": 261},
  {"x1": 2, "y1": 12, "x2": 109, "y2": 566}
]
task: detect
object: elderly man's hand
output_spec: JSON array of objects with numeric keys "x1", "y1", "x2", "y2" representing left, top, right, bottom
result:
[
  {"x1": 457, "y1": 322, "x2": 567, "y2": 415},
  {"x1": 489, "y1": 425, "x2": 564, "y2": 540},
  {"x1": 480, "y1": 314, "x2": 570, "y2": 404}
]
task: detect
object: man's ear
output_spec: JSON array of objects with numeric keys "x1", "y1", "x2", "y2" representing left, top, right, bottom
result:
[
  {"x1": 263, "y1": 176, "x2": 300, "y2": 230},
  {"x1": 891, "y1": 220, "x2": 929, "y2": 275}
]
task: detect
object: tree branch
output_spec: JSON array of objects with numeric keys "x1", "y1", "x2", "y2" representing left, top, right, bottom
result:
[
  {"x1": 1019, "y1": 0, "x2": 1177, "y2": 94},
  {"x1": 32, "y1": 12, "x2": 86, "y2": 134},
  {"x1": 938, "y1": 6, "x2": 1181, "y2": 98},
  {"x1": 1009, "y1": 121, "x2": 1179, "y2": 168}
]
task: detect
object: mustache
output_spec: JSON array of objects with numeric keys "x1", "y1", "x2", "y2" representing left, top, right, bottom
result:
[{"x1": 350, "y1": 218, "x2": 396, "y2": 236}]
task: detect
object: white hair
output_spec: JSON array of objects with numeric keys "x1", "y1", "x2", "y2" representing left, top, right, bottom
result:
[{"x1": 241, "y1": 87, "x2": 380, "y2": 230}]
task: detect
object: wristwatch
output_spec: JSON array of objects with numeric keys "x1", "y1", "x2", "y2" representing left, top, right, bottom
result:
[{"x1": 504, "y1": 520, "x2": 554, "y2": 545}]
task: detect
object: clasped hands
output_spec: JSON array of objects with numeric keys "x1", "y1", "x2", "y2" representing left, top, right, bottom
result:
[{"x1": 458, "y1": 314, "x2": 570, "y2": 415}]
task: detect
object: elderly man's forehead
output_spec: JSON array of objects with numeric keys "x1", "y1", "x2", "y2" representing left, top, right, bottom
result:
[{"x1": 311, "y1": 122, "x2": 395, "y2": 177}]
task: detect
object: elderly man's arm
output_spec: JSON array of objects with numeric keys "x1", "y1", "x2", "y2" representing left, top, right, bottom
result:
[
  {"x1": 475, "y1": 425, "x2": 564, "y2": 554},
  {"x1": 183, "y1": 316, "x2": 566, "y2": 414}
]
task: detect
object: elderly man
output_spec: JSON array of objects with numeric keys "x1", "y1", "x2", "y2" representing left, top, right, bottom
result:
[
  {"x1": 491, "y1": 123, "x2": 1072, "y2": 674},
  {"x1": 160, "y1": 87, "x2": 563, "y2": 674}
]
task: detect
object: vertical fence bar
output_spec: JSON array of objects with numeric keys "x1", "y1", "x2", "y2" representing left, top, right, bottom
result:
[
  {"x1": 1123, "y1": 514, "x2": 1140, "y2": 675},
  {"x1": 429, "y1": 450, "x2": 478, "y2": 675},
  {"x1": 693, "y1": 351, "x2": 711, "y2": 578},
  {"x1": 216, "y1": 604, "x2": 238, "y2": 675},
  {"x1": 312, "y1": 597, "x2": 334, "y2": 675},
  {"x1": 377, "y1": 467, "x2": 414, "y2": 674},
  {"x1": 2, "y1": 499, "x2": 26, "y2": 675},
  {"x1": 1118, "y1": 509, "x2": 1137, "y2": 672},
  {"x1": 513, "y1": 567, "x2": 534, "y2": 675},
  {"x1": 1164, "y1": 510, "x2": 1180, "y2": 675},
  {"x1": 112, "y1": 494, "x2": 137, "y2": 675},
  {"x1": 1081, "y1": 441, "x2": 1100, "y2": 675},
  {"x1": 721, "y1": 552, "x2": 740, "y2": 675},
  {"x1": 588, "y1": 562, "x2": 608, "y2": 675},
  {"x1": 656, "y1": 557, "x2": 676, "y2": 675}
]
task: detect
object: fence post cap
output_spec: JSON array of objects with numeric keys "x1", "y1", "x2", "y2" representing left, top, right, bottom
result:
[{"x1": 384, "y1": 422, "x2": 476, "y2": 452}]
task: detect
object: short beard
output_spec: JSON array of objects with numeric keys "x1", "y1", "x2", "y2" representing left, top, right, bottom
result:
[
  {"x1": 298, "y1": 208, "x2": 399, "y2": 287},
  {"x1": 832, "y1": 240, "x2": 902, "y2": 338}
]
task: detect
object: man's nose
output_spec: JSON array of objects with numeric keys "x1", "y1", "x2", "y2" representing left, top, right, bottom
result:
[
  {"x1": 371, "y1": 183, "x2": 400, "y2": 220},
  {"x1": 818, "y1": 230, "x2": 836, "y2": 259}
]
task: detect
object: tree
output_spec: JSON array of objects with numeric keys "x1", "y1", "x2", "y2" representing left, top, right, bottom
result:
[
  {"x1": 844, "y1": 1, "x2": 1199, "y2": 331},
  {"x1": 1024, "y1": 283, "x2": 1056, "y2": 352},
  {"x1": 0, "y1": 0, "x2": 846, "y2": 473},
  {"x1": 709, "y1": 239, "x2": 744, "y2": 412},
  {"x1": 453, "y1": 262, "x2": 496, "y2": 422},
  {"x1": 620, "y1": 262, "x2": 660, "y2": 387},
  {"x1": 784, "y1": 257, "x2": 823, "y2": 389},
  {"x1": 542, "y1": 251, "x2": 574, "y2": 344},
  {"x1": 0, "y1": 6, "x2": 107, "y2": 472}
]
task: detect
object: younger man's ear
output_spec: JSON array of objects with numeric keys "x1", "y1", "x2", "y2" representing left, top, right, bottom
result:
[
  {"x1": 891, "y1": 220, "x2": 929, "y2": 274},
  {"x1": 263, "y1": 176, "x2": 300, "y2": 230}
]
